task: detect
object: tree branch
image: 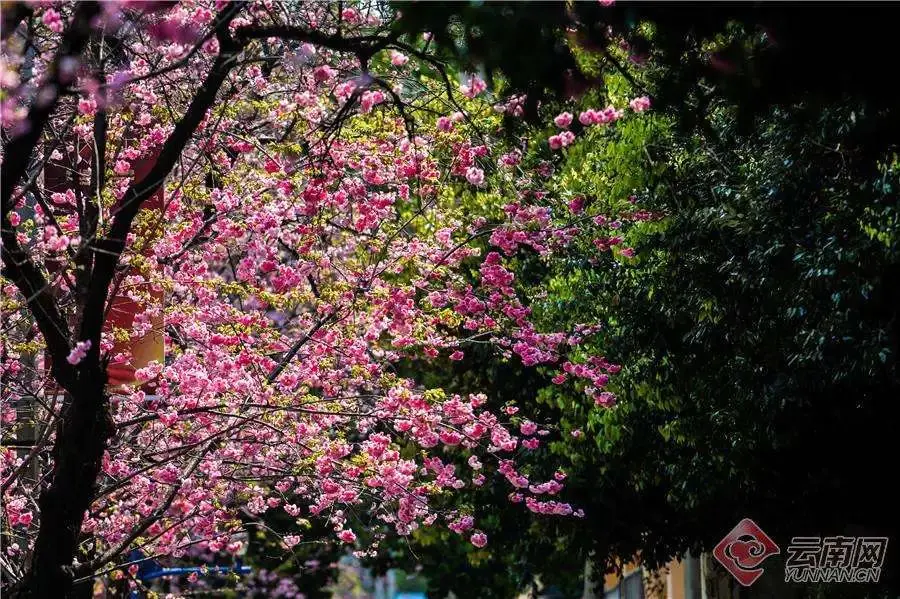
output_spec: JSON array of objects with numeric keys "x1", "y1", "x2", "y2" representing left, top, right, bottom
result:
[
  {"x1": 266, "y1": 313, "x2": 335, "y2": 384},
  {"x1": 235, "y1": 25, "x2": 389, "y2": 57}
]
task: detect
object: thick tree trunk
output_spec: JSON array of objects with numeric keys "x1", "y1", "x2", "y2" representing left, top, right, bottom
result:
[{"x1": 13, "y1": 369, "x2": 112, "y2": 598}]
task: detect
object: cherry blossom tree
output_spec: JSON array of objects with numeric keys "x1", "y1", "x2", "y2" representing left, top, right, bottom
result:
[{"x1": 1, "y1": 2, "x2": 646, "y2": 597}]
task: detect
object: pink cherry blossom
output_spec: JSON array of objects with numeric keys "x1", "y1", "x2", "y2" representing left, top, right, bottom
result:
[
  {"x1": 390, "y1": 51, "x2": 409, "y2": 66},
  {"x1": 42, "y1": 9, "x2": 63, "y2": 33},
  {"x1": 460, "y1": 76, "x2": 487, "y2": 99},
  {"x1": 595, "y1": 392, "x2": 617, "y2": 407},
  {"x1": 360, "y1": 90, "x2": 385, "y2": 113},
  {"x1": 313, "y1": 65, "x2": 336, "y2": 83},
  {"x1": 449, "y1": 515, "x2": 475, "y2": 534},
  {"x1": 338, "y1": 530, "x2": 357, "y2": 544},
  {"x1": 554, "y1": 112, "x2": 574, "y2": 128},
  {"x1": 66, "y1": 340, "x2": 92, "y2": 365},
  {"x1": 629, "y1": 96, "x2": 651, "y2": 112},
  {"x1": 520, "y1": 421, "x2": 538, "y2": 436},
  {"x1": 78, "y1": 97, "x2": 98, "y2": 116},
  {"x1": 436, "y1": 116, "x2": 454, "y2": 132},
  {"x1": 522, "y1": 438, "x2": 540, "y2": 449},
  {"x1": 465, "y1": 166, "x2": 485, "y2": 186}
]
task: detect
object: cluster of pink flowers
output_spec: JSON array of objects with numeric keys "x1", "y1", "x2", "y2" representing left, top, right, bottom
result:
[
  {"x1": 556, "y1": 356, "x2": 622, "y2": 406},
  {"x1": 554, "y1": 112, "x2": 574, "y2": 128},
  {"x1": 449, "y1": 514, "x2": 475, "y2": 534},
  {"x1": 494, "y1": 94, "x2": 526, "y2": 117},
  {"x1": 549, "y1": 130, "x2": 577, "y2": 150},
  {"x1": 525, "y1": 497, "x2": 574, "y2": 516},
  {"x1": 41, "y1": 8, "x2": 63, "y2": 33},
  {"x1": 43, "y1": 225, "x2": 72, "y2": 252},
  {"x1": 460, "y1": 75, "x2": 487, "y2": 99},
  {"x1": 466, "y1": 166, "x2": 485, "y2": 186},
  {"x1": 4, "y1": 497, "x2": 33, "y2": 528},
  {"x1": 360, "y1": 90, "x2": 385, "y2": 113},
  {"x1": 629, "y1": 96, "x2": 652, "y2": 112},
  {"x1": 66, "y1": 340, "x2": 92, "y2": 365},
  {"x1": 390, "y1": 51, "x2": 409, "y2": 66},
  {"x1": 579, "y1": 105, "x2": 624, "y2": 126}
]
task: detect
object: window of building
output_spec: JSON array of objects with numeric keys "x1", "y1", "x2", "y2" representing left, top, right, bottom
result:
[{"x1": 605, "y1": 570, "x2": 644, "y2": 599}]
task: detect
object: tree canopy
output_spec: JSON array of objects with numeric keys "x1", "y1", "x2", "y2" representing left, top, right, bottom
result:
[
  {"x1": 0, "y1": 1, "x2": 653, "y2": 596},
  {"x1": 2, "y1": 2, "x2": 899, "y2": 599}
]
